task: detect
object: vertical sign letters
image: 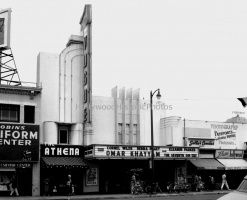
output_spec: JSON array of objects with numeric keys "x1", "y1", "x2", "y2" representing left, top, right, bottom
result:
[{"x1": 80, "y1": 5, "x2": 92, "y2": 123}]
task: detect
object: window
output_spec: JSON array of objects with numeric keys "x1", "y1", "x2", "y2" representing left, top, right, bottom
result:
[
  {"x1": 118, "y1": 123, "x2": 123, "y2": 144},
  {"x1": 125, "y1": 124, "x2": 130, "y2": 145},
  {"x1": 24, "y1": 105, "x2": 35, "y2": 123},
  {"x1": 58, "y1": 127, "x2": 69, "y2": 144},
  {"x1": 0, "y1": 104, "x2": 20, "y2": 122},
  {"x1": 133, "y1": 124, "x2": 137, "y2": 145}
]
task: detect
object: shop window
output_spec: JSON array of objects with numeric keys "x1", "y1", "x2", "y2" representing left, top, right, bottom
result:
[
  {"x1": 0, "y1": 104, "x2": 20, "y2": 122},
  {"x1": 24, "y1": 105, "x2": 35, "y2": 123},
  {"x1": 58, "y1": 127, "x2": 69, "y2": 144},
  {"x1": 118, "y1": 123, "x2": 123, "y2": 144},
  {"x1": 0, "y1": 170, "x2": 15, "y2": 192}
]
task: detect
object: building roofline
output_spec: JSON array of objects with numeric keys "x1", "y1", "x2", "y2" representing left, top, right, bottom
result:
[{"x1": 0, "y1": 84, "x2": 42, "y2": 96}]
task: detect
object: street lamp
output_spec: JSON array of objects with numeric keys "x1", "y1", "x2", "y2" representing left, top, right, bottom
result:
[{"x1": 150, "y1": 89, "x2": 161, "y2": 183}]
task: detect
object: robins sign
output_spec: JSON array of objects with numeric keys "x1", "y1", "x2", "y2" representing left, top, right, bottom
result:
[{"x1": 0, "y1": 123, "x2": 39, "y2": 161}]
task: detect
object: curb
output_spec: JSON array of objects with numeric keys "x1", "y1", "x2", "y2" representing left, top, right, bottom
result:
[{"x1": 0, "y1": 191, "x2": 230, "y2": 200}]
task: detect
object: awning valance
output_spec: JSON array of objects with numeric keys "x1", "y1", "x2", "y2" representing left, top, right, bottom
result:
[
  {"x1": 190, "y1": 159, "x2": 225, "y2": 170},
  {"x1": 42, "y1": 157, "x2": 88, "y2": 168},
  {"x1": 217, "y1": 159, "x2": 247, "y2": 170}
]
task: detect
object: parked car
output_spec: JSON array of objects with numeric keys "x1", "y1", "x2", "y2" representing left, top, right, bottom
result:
[{"x1": 217, "y1": 175, "x2": 247, "y2": 200}]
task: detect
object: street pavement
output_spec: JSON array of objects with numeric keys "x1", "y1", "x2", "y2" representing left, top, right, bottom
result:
[{"x1": 1, "y1": 190, "x2": 231, "y2": 200}]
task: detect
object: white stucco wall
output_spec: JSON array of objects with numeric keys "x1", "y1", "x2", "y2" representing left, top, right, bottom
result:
[
  {"x1": 37, "y1": 52, "x2": 59, "y2": 143},
  {"x1": 90, "y1": 95, "x2": 166, "y2": 146},
  {"x1": 140, "y1": 99, "x2": 166, "y2": 146},
  {"x1": 37, "y1": 38, "x2": 84, "y2": 145},
  {"x1": 91, "y1": 96, "x2": 115, "y2": 144},
  {"x1": 59, "y1": 42, "x2": 83, "y2": 123},
  {"x1": 160, "y1": 116, "x2": 183, "y2": 146}
]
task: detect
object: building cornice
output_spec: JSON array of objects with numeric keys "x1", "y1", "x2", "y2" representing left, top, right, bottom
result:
[{"x1": 0, "y1": 84, "x2": 42, "y2": 97}]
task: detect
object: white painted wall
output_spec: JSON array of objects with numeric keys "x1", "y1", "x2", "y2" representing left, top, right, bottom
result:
[
  {"x1": 160, "y1": 116, "x2": 183, "y2": 146},
  {"x1": 37, "y1": 37, "x2": 84, "y2": 145},
  {"x1": 37, "y1": 52, "x2": 59, "y2": 143},
  {"x1": 139, "y1": 99, "x2": 166, "y2": 146},
  {"x1": 89, "y1": 94, "x2": 166, "y2": 146},
  {"x1": 91, "y1": 96, "x2": 115, "y2": 144},
  {"x1": 59, "y1": 42, "x2": 83, "y2": 123}
]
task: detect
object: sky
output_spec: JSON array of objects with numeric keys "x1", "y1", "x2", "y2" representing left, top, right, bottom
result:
[{"x1": 1, "y1": 0, "x2": 247, "y2": 122}]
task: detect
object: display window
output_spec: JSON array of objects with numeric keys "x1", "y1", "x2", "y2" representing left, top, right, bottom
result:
[{"x1": 0, "y1": 169, "x2": 15, "y2": 192}]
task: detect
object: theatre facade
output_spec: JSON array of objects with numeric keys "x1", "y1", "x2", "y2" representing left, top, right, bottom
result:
[{"x1": 35, "y1": 4, "x2": 247, "y2": 194}]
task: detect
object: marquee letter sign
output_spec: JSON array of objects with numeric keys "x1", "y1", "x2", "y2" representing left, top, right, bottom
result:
[{"x1": 80, "y1": 5, "x2": 92, "y2": 124}]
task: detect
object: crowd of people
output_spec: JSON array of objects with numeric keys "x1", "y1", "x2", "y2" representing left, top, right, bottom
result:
[{"x1": 130, "y1": 171, "x2": 231, "y2": 195}]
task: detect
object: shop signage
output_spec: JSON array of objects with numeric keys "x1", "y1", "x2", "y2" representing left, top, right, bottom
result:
[
  {"x1": 187, "y1": 138, "x2": 215, "y2": 148},
  {"x1": 86, "y1": 168, "x2": 97, "y2": 186},
  {"x1": 0, "y1": 123, "x2": 39, "y2": 161},
  {"x1": 0, "y1": 163, "x2": 32, "y2": 168},
  {"x1": 211, "y1": 123, "x2": 238, "y2": 148},
  {"x1": 40, "y1": 144, "x2": 83, "y2": 157},
  {"x1": 215, "y1": 150, "x2": 244, "y2": 159},
  {"x1": 85, "y1": 145, "x2": 198, "y2": 159}
]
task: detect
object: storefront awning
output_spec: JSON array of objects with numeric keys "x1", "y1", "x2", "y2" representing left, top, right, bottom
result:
[
  {"x1": 42, "y1": 157, "x2": 88, "y2": 168},
  {"x1": 217, "y1": 159, "x2": 247, "y2": 170},
  {"x1": 190, "y1": 159, "x2": 225, "y2": 170}
]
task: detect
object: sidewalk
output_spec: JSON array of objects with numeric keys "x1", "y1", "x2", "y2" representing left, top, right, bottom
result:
[{"x1": 1, "y1": 190, "x2": 231, "y2": 200}]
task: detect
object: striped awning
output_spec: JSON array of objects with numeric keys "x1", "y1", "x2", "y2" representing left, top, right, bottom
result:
[
  {"x1": 42, "y1": 157, "x2": 88, "y2": 168},
  {"x1": 190, "y1": 159, "x2": 225, "y2": 170},
  {"x1": 217, "y1": 159, "x2": 247, "y2": 170}
]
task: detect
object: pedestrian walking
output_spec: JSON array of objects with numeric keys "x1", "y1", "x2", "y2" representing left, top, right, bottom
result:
[
  {"x1": 221, "y1": 172, "x2": 230, "y2": 191},
  {"x1": 197, "y1": 175, "x2": 203, "y2": 192},
  {"x1": 10, "y1": 174, "x2": 19, "y2": 196},
  {"x1": 194, "y1": 174, "x2": 198, "y2": 191},
  {"x1": 131, "y1": 173, "x2": 136, "y2": 194}
]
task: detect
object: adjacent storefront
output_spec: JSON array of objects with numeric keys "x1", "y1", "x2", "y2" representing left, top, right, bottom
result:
[
  {"x1": 85, "y1": 144, "x2": 199, "y2": 193},
  {"x1": 186, "y1": 137, "x2": 247, "y2": 190},
  {"x1": 40, "y1": 144, "x2": 88, "y2": 195},
  {"x1": 0, "y1": 123, "x2": 39, "y2": 196},
  {"x1": 215, "y1": 149, "x2": 247, "y2": 189}
]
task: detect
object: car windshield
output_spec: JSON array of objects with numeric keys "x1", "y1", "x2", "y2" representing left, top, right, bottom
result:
[{"x1": 237, "y1": 179, "x2": 247, "y2": 193}]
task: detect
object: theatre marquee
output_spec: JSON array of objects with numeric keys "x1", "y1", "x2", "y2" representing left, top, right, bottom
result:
[{"x1": 85, "y1": 145, "x2": 198, "y2": 159}]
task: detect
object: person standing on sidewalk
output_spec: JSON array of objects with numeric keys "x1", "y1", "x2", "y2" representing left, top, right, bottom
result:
[
  {"x1": 210, "y1": 176, "x2": 215, "y2": 191},
  {"x1": 221, "y1": 172, "x2": 230, "y2": 191},
  {"x1": 66, "y1": 174, "x2": 72, "y2": 196}
]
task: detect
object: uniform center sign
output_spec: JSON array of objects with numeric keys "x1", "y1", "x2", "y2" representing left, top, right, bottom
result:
[
  {"x1": 85, "y1": 145, "x2": 198, "y2": 159},
  {"x1": 0, "y1": 123, "x2": 39, "y2": 162}
]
